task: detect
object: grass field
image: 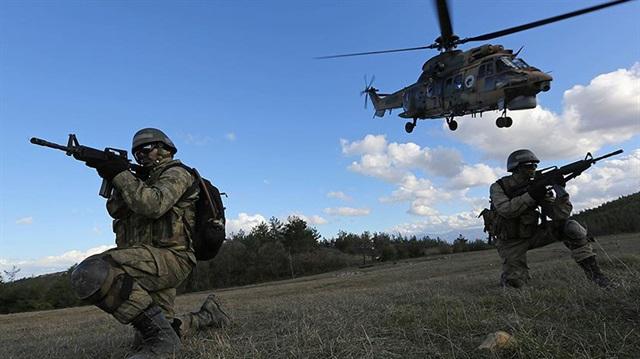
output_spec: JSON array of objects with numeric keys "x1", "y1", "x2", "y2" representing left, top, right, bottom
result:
[{"x1": 1, "y1": 233, "x2": 638, "y2": 359}]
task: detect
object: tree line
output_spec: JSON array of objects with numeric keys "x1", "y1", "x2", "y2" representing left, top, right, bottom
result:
[
  {"x1": 573, "y1": 192, "x2": 640, "y2": 236},
  {"x1": 2, "y1": 191, "x2": 637, "y2": 314}
]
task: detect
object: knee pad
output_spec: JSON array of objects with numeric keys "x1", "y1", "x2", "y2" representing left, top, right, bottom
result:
[
  {"x1": 564, "y1": 219, "x2": 587, "y2": 240},
  {"x1": 71, "y1": 256, "x2": 112, "y2": 300},
  {"x1": 70, "y1": 256, "x2": 134, "y2": 313}
]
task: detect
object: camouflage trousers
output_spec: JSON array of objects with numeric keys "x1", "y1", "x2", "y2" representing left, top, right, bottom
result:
[
  {"x1": 89, "y1": 245, "x2": 194, "y2": 324},
  {"x1": 495, "y1": 221, "x2": 595, "y2": 286}
]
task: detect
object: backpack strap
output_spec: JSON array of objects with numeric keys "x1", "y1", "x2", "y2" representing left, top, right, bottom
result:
[
  {"x1": 160, "y1": 162, "x2": 222, "y2": 219},
  {"x1": 496, "y1": 178, "x2": 514, "y2": 199},
  {"x1": 192, "y1": 168, "x2": 220, "y2": 219},
  {"x1": 159, "y1": 162, "x2": 199, "y2": 197}
]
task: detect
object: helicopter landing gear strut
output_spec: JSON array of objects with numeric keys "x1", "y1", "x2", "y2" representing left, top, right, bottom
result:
[
  {"x1": 496, "y1": 109, "x2": 512, "y2": 128},
  {"x1": 446, "y1": 116, "x2": 458, "y2": 131},
  {"x1": 405, "y1": 118, "x2": 417, "y2": 133}
]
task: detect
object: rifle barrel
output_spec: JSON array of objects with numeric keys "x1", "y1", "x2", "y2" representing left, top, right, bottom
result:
[
  {"x1": 593, "y1": 149, "x2": 624, "y2": 162},
  {"x1": 30, "y1": 137, "x2": 69, "y2": 151}
]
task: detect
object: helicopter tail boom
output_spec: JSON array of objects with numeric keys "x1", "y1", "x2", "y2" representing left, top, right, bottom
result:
[{"x1": 366, "y1": 89, "x2": 404, "y2": 117}]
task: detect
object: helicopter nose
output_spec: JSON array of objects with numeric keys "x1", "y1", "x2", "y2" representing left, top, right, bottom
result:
[{"x1": 530, "y1": 71, "x2": 552, "y2": 92}]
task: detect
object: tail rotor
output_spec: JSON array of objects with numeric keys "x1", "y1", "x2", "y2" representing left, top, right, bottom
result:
[{"x1": 360, "y1": 75, "x2": 377, "y2": 109}]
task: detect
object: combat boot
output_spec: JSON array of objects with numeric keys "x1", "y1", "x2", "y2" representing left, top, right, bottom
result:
[
  {"x1": 176, "y1": 294, "x2": 231, "y2": 337},
  {"x1": 127, "y1": 304, "x2": 181, "y2": 359},
  {"x1": 578, "y1": 256, "x2": 611, "y2": 288},
  {"x1": 131, "y1": 319, "x2": 181, "y2": 349}
]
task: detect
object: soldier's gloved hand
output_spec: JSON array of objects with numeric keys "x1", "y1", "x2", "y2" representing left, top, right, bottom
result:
[
  {"x1": 95, "y1": 159, "x2": 129, "y2": 181},
  {"x1": 527, "y1": 182, "x2": 548, "y2": 202},
  {"x1": 553, "y1": 174, "x2": 567, "y2": 187}
]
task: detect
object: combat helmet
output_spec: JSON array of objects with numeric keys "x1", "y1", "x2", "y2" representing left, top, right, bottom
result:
[
  {"x1": 507, "y1": 149, "x2": 539, "y2": 172},
  {"x1": 132, "y1": 128, "x2": 177, "y2": 154}
]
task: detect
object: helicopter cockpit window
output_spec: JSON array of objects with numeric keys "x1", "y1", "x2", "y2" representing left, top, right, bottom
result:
[
  {"x1": 497, "y1": 57, "x2": 518, "y2": 72},
  {"x1": 512, "y1": 58, "x2": 530, "y2": 69},
  {"x1": 454, "y1": 75, "x2": 463, "y2": 90},
  {"x1": 445, "y1": 77, "x2": 453, "y2": 91}
]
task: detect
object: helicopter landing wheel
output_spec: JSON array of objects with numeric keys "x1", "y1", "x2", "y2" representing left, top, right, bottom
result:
[
  {"x1": 503, "y1": 117, "x2": 513, "y2": 128},
  {"x1": 446, "y1": 117, "x2": 458, "y2": 131},
  {"x1": 496, "y1": 116, "x2": 512, "y2": 128},
  {"x1": 405, "y1": 121, "x2": 415, "y2": 133}
]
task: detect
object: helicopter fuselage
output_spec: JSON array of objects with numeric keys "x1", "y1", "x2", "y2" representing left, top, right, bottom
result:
[{"x1": 368, "y1": 44, "x2": 552, "y2": 124}]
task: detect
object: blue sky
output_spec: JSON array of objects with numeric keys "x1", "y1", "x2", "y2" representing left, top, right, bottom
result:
[{"x1": 1, "y1": 0, "x2": 639, "y2": 277}]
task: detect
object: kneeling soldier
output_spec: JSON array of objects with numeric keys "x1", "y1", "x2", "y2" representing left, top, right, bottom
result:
[
  {"x1": 490, "y1": 149, "x2": 610, "y2": 289},
  {"x1": 70, "y1": 128, "x2": 228, "y2": 358}
]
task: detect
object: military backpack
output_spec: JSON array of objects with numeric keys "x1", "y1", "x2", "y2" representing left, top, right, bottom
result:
[{"x1": 164, "y1": 163, "x2": 227, "y2": 261}]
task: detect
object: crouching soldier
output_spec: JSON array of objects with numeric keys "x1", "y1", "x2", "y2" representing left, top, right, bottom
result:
[
  {"x1": 490, "y1": 149, "x2": 610, "y2": 289},
  {"x1": 70, "y1": 128, "x2": 229, "y2": 358}
]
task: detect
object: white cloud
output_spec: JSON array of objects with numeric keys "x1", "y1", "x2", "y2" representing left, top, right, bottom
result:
[
  {"x1": 225, "y1": 132, "x2": 236, "y2": 141},
  {"x1": 567, "y1": 64, "x2": 640, "y2": 132},
  {"x1": 340, "y1": 136, "x2": 479, "y2": 217},
  {"x1": 16, "y1": 217, "x2": 33, "y2": 225},
  {"x1": 324, "y1": 207, "x2": 371, "y2": 217},
  {"x1": 0, "y1": 244, "x2": 115, "y2": 279},
  {"x1": 380, "y1": 174, "x2": 452, "y2": 204},
  {"x1": 327, "y1": 191, "x2": 351, "y2": 201},
  {"x1": 449, "y1": 63, "x2": 640, "y2": 160},
  {"x1": 348, "y1": 152, "x2": 403, "y2": 183},
  {"x1": 289, "y1": 213, "x2": 328, "y2": 225},
  {"x1": 390, "y1": 209, "x2": 484, "y2": 236},
  {"x1": 425, "y1": 147, "x2": 464, "y2": 177},
  {"x1": 448, "y1": 164, "x2": 501, "y2": 190},
  {"x1": 341, "y1": 135, "x2": 466, "y2": 183},
  {"x1": 226, "y1": 212, "x2": 267, "y2": 234},
  {"x1": 340, "y1": 134, "x2": 387, "y2": 155}
]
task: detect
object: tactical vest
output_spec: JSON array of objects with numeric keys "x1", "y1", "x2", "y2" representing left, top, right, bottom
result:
[
  {"x1": 113, "y1": 159, "x2": 198, "y2": 251},
  {"x1": 495, "y1": 175, "x2": 540, "y2": 240}
]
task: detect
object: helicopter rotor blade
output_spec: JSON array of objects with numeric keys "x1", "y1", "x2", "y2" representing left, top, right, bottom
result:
[
  {"x1": 433, "y1": 0, "x2": 454, "y2": 45},
  {"x1": 457, "y1": 0, "x2": 634, "y2": 45},
  {"x1": 315, "y1": 45, "x2": 437, "y2": 59},
  {"x1": 361, "y1": 75, "x2": 377, "y2": 109}
]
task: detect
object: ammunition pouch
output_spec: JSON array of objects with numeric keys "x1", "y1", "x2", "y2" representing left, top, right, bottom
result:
[
  {"x1": 519, "y1": 211, "x2": 539, "y2": 238},
  {"x1": 494, "y1": 209, "x2": 539, "y2": 240}
]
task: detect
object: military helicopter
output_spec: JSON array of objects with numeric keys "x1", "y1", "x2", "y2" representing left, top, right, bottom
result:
[{"x1": 318, "y1": 0, "x2": 634, "y2": 133}]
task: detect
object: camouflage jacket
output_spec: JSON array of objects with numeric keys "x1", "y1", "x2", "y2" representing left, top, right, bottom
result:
[
  {"x1": 490, "y1": 174, "x2": 572, "y2": 239},
  {"x1": 107, "y1": 159, "x2": 199, "y2": 262}
]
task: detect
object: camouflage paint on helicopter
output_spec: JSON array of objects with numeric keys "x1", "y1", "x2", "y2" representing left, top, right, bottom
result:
[
  {"x1": 319, "y1": 0, "x2": 633, "y2": 133},
  {"x1": 367, "y1": 44, "x2": 552, "y2": 133}
]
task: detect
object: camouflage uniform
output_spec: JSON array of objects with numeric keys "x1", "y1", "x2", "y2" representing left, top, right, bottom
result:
[
  {"x1": 98, "y1": 157, "x2": 198, "y2": 323},
  {"x1": 490, "y1": 174, "x2": 595, "y2": 287}
]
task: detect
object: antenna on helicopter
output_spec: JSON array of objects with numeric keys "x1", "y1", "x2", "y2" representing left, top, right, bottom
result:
[{"x1": 514, "y1": 46, "x2": 524, "y2": 57}]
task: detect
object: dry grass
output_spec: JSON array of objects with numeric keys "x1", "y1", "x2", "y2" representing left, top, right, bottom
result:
[{"x1": 1, "y1": 233, "x2": 638, "y2": 358}]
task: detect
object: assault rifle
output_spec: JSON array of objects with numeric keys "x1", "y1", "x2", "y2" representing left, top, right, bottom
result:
[
  {"x1": 30, "y1": 134, "x2": 142, "y2": 198},
  {"x1": 507, "y1": 149, "x2": 624, "y2": 198},
  {"x1": 478, "y1": 149, "x2": 624, "y2": 236}
]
